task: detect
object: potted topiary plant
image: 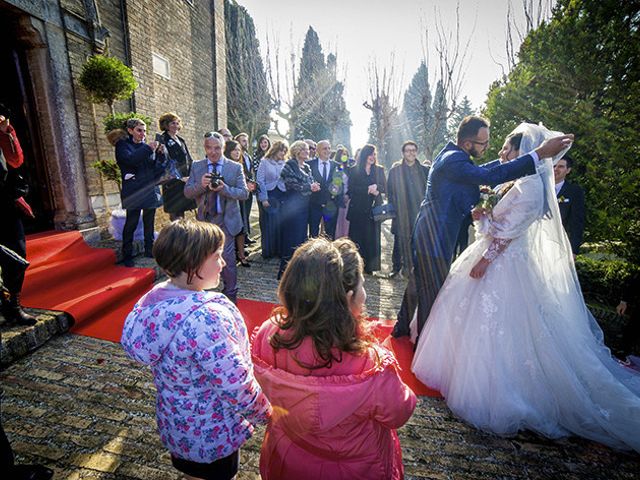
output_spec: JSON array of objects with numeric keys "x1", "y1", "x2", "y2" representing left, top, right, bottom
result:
[{"x1": 79, "y1": 55, "x2": 137, "y2": 115}]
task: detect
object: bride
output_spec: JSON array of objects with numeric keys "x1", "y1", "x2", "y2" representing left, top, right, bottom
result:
[{"x1": 411, "y1": 123, "x2": 640, "y2": 452}]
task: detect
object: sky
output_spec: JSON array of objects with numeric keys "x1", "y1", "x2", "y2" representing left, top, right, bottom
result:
[{"x1": 238, "y1": 0, "x2": 540, "y2": 148}]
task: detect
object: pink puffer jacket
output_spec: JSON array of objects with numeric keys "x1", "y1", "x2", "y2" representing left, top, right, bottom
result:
[{"x1": 251, "y1": 320, "x2": 417, "y2": 480}]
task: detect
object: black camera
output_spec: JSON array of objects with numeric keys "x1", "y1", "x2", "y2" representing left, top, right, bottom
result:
[{"x1": 206, "y1": 171, "x2": 224, "y2": 189}]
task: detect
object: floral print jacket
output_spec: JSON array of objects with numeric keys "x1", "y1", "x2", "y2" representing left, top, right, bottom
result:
[{"x1": 121, "y1": 281, "x2": 271, "y2": 462}]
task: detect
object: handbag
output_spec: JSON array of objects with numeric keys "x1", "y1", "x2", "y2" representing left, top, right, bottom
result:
[
  {"x1": 371, "y1": 202, "x2": 396, "y2": 222},
  {"x1": 156, "y1": 156, "x2": 182, "y2": 185}
]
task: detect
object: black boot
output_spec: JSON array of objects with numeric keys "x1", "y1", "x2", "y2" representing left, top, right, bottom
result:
[{"x1": 1, "y1": 291, "x2": 37, "y2": 326}]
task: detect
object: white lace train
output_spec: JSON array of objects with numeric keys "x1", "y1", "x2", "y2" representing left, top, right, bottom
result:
[{"x1": 411, "y1": 172, "x2": 640, "y2": 452}]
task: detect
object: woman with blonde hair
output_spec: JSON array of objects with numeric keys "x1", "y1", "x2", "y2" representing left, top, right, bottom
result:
[
  {"x1": 276, "y1": 140, "x2": 320, "y2": 279},
  {"x1": 256, "y1": 140, "x2": 288, "y2": 258},
  {"x1": 252, "y1": 237, "x2": 416, "y2": 479}
]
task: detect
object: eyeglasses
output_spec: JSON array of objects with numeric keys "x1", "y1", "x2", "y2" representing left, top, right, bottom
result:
[{"x1": 204, "y1": 131, "x2": 216, "y2": 138}]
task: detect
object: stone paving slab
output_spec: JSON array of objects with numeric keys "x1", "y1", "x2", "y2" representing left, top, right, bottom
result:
[{"x1": 1, "y1": 218, "x2": 639, "y2": 479}]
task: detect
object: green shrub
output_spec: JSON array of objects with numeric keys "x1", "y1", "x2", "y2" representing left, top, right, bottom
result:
[
  {"x1": 92, "y1": 159, "x2": 121, "y2": 192},
  {"x1": 79, "y1": 55, "x2": 137, "y2": 110},
  {"x1": 103, "y1": 112, "x2": 153, "y2": 134},
  {"x1": 575, "y1": 256, "x2": 639, "y2": 307}
]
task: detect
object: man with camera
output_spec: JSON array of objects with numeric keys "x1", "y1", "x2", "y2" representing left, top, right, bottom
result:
[{"x1": 184, "y1": 131, "x2": 249, "y2": 303}]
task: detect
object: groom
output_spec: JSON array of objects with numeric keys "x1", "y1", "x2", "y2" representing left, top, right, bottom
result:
[{"x1": 393, "y1": 116, "x2": 573, "y2": 339}]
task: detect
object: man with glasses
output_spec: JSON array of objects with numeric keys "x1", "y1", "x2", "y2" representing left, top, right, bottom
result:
[
  {"x1": 387, "y1": 141, "x2": 429, "y2": 278},
  {"x1": 393, "y1": 115, "x2": 573, "y2": 340},
  {"x1": 184, "y1": 131, "x2": 249, "y2": 303}
]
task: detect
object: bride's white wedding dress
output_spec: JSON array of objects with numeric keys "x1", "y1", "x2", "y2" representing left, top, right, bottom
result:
[{"x1": 411, "y1": 124, "x2": 640, "y2": 452}]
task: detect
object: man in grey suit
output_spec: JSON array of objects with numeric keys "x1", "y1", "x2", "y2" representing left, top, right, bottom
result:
[{"x1": 185, "y1": 131, "x2": 249, "y2": 303}]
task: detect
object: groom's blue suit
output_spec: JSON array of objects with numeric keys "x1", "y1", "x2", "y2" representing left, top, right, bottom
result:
[{"x1": 395, "y1": 141, "x2": 537, "y2": 337}]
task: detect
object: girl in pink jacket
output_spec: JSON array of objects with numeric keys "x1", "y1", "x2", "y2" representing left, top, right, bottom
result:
[{"x1": 252, "y1": 237, "x2": 417, "y2": 479}]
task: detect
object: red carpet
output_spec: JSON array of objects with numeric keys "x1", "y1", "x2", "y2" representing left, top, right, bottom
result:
[
  {"x1": 237, "y1": 298, "x2": 440, "y2": 397},
  {"x1": 23, "y1": 231, "x2": 155, "y2": 342},
  {"x1": 21, "y1": 231, "x2": 439, "y2": 397}
]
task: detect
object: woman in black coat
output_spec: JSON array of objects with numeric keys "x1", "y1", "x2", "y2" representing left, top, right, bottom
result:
[
  {"x1": 158, "y1": 113, "x2": 196, "y2": 220},
  {"x1": 347, "y1": 144, "x2": 386, "y2": 274},
  {"x1": 115, "y1": 118, "x2": 166, "y2": 267},
  {"x1": 277, "y1": 140, "x2": 320, "y2": 279}
]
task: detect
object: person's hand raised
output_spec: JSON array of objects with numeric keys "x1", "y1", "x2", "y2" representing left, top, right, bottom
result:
[{"x1": 535, "y1": 134, "x2": 574, "y2": 158}]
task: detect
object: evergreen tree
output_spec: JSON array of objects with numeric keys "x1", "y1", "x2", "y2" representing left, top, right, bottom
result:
[
  {"x1": 400, "y1": 63, "x2": 449, "y2": 160},
  {"x1": 448, "y1": 96, "x2": 475, "y2": 138},
  {"x1": 290, "y1": 27, "x2": 351, "y2": 146},
  {"x1": 324, "y1": 54, "x2": 352, "y2": 150},
  {"x1": 401, "y1": 62, "x2": 433, "y2": 157},
  {"x1": 291, "y1": 27, "x2": 329, "y2": 141},
  {"x1": 483, "y1": 0, "x2": 640, "y2": 260},
  {"x1": 224, "y1": 0, "x2": 271, "y2": 140}
]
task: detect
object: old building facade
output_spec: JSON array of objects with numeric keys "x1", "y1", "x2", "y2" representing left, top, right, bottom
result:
[{"x1": 0, "y1": 0, "x2": 227, "y2": 231}]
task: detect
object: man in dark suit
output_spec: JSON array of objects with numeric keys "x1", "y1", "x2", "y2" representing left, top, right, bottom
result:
[
  {"x1": 184, "y1": 131, "x2": 249, "y2": 303},
  {"x1": 554, "y1": 155, "x2": 585, "y2": 255},
  {"x1": 307, "y1": 140, "x2": 340, "y2": 239},
  {"x1": 393, "y1": 116, "x2": 574, "y2": 338}
]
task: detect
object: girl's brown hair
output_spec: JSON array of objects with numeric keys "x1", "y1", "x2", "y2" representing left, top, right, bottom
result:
[
  {"x1": 270, "y1": 237, "x2": 372, "y2": 369},
  {"x1": 152, "y1": 220, "x2": 225, "y2": 284}
]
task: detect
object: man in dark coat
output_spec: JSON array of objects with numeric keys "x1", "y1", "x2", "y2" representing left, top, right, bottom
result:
[
  {"x1": 307, "y1": 140, "x2": 341, "y2": 239},
  {"x1": 554, "y1": 155, "x2": 585, "y2": 255},
  {"x1": 393, "y1": 116, "x2": 574, "y2": 339},
  {"x1": 387, "y1": 141, "x2": 429, "y2": 277}
]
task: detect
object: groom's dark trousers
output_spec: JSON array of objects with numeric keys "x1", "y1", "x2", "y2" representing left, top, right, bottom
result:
[
  {"x1": 394, "y1": 141, "x2": 537, "y2": 338},
  {"x1": 397, "y1": 214, "x2": 451, "y2": 336}
]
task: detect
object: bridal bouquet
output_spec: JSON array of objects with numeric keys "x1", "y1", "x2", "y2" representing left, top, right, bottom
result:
[{"x1": 477, "y1": 186, "x2": 499, "y2": 213}]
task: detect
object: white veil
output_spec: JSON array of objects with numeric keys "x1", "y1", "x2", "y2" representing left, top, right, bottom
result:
[{"x1": 512, "y1": 123, "x2": 640, "y2": 389}]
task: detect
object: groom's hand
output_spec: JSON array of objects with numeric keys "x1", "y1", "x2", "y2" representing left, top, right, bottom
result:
[
  {"x1": 470, "y1": 257, "x2": 491, "y2": 278},
  {"x1": 535, "y1": 134, "x2": 574, "y2": 158}
]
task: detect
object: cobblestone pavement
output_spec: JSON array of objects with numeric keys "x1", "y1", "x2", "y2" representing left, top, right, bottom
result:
[{"x1": 1, "y1": 221, "x2": 639, "y2": 479}]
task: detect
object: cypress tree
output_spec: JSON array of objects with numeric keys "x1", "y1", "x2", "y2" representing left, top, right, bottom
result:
[{"x1": 224, "y1": 0, "x2": 271, "y2": 140}]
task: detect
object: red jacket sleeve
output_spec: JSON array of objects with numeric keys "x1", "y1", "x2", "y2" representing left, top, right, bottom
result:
[{"x1": 0, "y1": 125, "x2": 24, "y2": 168}]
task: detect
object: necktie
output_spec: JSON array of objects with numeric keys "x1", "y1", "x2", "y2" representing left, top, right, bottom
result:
[
  {"x1": 207, "y1": 162, "x2": 219, "y2": 217},
  {"x1": 322, "y1": 162, "x2": 328, "y2": 182}
]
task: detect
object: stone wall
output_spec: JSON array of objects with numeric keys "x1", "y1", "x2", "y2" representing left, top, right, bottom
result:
[{"x1": 2, "y1": 0, "x2": 227, "y2": 228}]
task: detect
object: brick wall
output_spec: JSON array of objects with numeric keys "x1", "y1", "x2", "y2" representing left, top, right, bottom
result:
[{"x1": 69, "y1": 0, "x2": 226, "y2": 222}]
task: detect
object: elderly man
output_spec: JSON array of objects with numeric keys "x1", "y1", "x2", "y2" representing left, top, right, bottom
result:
[
  {"x1": 184, "y1": 131, "x2": 248, "y2": 303},
  {"x1": 307, "y1": 139, "x2": 340, "y2": 238}
]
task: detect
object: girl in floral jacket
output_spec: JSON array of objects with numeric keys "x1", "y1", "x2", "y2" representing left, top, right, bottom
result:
[
  {"x1": 122, "y1": 220, "x2": 271, "y2": 480},
  {"x1": 252, "y1": 237, "x2": 417, "y2": 479}
]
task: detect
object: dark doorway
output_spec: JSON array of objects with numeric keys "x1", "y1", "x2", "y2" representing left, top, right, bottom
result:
[{"x1": 0, "y1": 9, "x2": 55, "y2": 233}]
